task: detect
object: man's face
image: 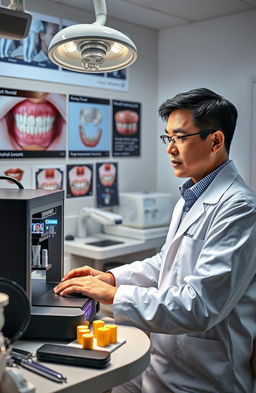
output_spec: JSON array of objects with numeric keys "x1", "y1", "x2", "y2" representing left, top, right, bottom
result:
[{"x1": 165, "y1": 109, "x2": 215, "y2": 183}]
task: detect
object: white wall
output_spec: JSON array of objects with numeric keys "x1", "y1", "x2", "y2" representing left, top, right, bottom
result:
[
  {"x1": 157, "y1": 9, "x2": 256, "y2": 199},
  {"x1": 0, "y1": 0, "x2": 158, "y2": 217}
]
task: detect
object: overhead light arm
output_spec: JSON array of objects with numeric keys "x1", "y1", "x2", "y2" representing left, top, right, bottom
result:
[
  {"x1": 93, "y1": 0, "x2": 107, "y2": 26},
  {"x1": 48, "y1": 0, "x2": 137, "y2": 73}
]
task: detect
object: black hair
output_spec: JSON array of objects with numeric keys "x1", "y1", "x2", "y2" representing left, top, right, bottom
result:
[{"x1": 158, "y1": 88, "x2": 238, "y2": 153}]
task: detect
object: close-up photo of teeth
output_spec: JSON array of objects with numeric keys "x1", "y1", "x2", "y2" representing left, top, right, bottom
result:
[
  {"x1": 4, "y1": 167, "x2": 24, "y2": 181},
  {"x1": 0, "y1": 90, "x2": 66, "y2": 152},
  {"x1": 67, "y1": 164, "x2": 92, "y2": 198},
  {"x1": 35, "y1": 167, "x2": 63, "y2": 190},
  {"x1": 99, "y1": 163, "x2": 116, "y2": 187},
  {"x1": 0, "y1": 165, "x2": 33, "y2": 188},
  {"x1": 114, "y1": 110, "x2": 139, "y2": 135}
]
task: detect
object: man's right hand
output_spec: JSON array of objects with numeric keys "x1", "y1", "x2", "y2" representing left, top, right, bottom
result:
[{"x1": 61, "y1": 266, "x2": 116, "y2": 286}]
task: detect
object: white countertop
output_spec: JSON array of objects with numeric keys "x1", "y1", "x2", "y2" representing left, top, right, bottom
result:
[{"x1": 64, "y1": 233, "x2": 163, "y2": 260}]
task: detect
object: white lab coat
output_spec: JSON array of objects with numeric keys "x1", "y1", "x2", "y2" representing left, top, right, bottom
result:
[{"x1": 111, "y1": 161, "x2": 256, "y2": 393}]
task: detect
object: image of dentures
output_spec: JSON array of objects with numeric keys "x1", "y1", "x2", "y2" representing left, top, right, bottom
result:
[
  {"x1": 36, "y1": 168, "x2": 63, "y2": 190},
  {"x1": 4, "y1": 168, "x2": 24, "y2": 182},
  {"x1": 79, "y1": 107, "x2": 102, "y2": 147},
  {"x1": 115, "y1": 110, "x2": 139, "y2": 135},
  {"x1": 0, "y1": 91, "x2": 66, "y2": 151},
  {"x1": 68, "y1": 165, "x2": 92, "y2": 197},
  {"x1": 99, "y1": 163, "x2": 116, "y2": 187}
]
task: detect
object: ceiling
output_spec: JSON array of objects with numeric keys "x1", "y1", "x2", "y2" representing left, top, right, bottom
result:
[{"x1": 48, "y1": 0, "x2": 256, "y2": 30}]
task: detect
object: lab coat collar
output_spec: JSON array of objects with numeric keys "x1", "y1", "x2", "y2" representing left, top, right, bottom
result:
[
  {"x1": 172, "y1": 160, "x2": 238, "y2": 243},
  {"x1": 200, "y1": 160, "x2": 238, "y2": 204}
]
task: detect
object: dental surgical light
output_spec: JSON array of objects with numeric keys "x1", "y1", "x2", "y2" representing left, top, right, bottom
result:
[{"x1": 48, "y1": 0, "x2": 137, "y2": 73}]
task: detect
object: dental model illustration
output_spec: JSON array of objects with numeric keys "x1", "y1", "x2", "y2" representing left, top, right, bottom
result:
[
  {"x1": 0, "y1": 91, "x2": 66, "y2": 151},
  {"x1": 0, "y1": 38, "x2": 14, "y2": 58},
  {"x1": 4, "y1": 168, "x2": 24, "y2": 182},
  {"x1": 99, "y1": 163, "x2": 116, "y2": 187},
  {"x1": 37, "y1": 168, "x2": 62, "y2": 190},
  {"x1": 115, "y1": 110, "x2": 139, "y2": 135},
  {"x1": 68, "y1": 166, "x2": 92, "y2": 197},
  {"x1": 79, "y1": 107, "x2": 102, "y2": 147},
  {"x1": 23, "y1": 19, "x2": 44, "y2": 62}
]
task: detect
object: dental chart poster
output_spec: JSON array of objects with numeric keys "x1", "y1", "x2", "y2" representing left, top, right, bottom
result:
[
  {"x1": 66, "y1": 164, "x2": 93, "y2": 198},
  {"x1": 34, "y1": 166, "x2": 64, "y2": 191},
  {"x1": 0, "y1": 88, "x2": 67, "y2": 158},
  {"x1": 112, "y1": 100, "x2": 141, "y2": 157},
  {"x1": 96, "y1": 162, "x2": 119, "y2": 207},
  {"x1": 0, "y1": 12, "x2": 128, "y2": 91},
  {"x1": 68, "y1": 95, "x2": 110, "y2": 158},
  {"x1": 0, "y1": 166, "x2": 32, "y2": 188}
]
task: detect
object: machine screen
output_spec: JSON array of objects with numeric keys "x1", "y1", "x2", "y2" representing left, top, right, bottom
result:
[{"x1": 31, "y1": 222, "x2": 44, "y2": 234}]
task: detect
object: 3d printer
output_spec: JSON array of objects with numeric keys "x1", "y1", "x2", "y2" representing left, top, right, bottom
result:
[{"x1": 0, "y1": 188, "x2": 98, "y2": 340}]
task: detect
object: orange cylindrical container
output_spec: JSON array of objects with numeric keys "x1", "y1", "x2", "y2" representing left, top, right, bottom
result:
[
  {"x1": 77, "y1": 328, "x2": 90, "y2": 344},
  {"x1": 105, "y1": 324, "x2": 117, "y2": 344},
  {"x1": 82, "y1": 333, "x2": 94, "y2": 349},
  {"x1": 93, "y1": 320, "x2": 105, "y2": 338},
  {"x1": 97, "y1": 327, "x2": 110, "y2": 347}
]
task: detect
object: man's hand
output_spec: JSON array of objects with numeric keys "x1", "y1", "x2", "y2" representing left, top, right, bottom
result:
[
  {"x1": 60, "y1": 265, "x2": 116, "y2": 286},
  {"x1": 54, "y1": 275, "x2": 117, "y2": 305}
]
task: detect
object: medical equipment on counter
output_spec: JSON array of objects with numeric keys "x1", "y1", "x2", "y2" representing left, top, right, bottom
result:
[
  {"x1": 113, "y1": 192, "x2": 176, "y2": 229},
  {"x1": 104, "y1": 224, "x2": 169, "y2": 240},
  {"x1": 77, "y1": 207, "x2": 122, "y2": 238},
  {"x1": 0, "y1": 189, "x2": 98, "y2": 340}
]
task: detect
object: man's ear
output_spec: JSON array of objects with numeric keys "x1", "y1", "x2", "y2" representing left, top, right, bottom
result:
[{"x1": 212, "y1": 130, "x2": 224, "y2": 151}]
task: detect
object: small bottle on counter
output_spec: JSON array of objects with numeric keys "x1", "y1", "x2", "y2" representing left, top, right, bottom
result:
[{"x1": 41, "y1": 249, "x2": 48, "y2": 268}]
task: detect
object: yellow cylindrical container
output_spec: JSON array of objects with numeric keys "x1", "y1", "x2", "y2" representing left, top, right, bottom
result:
[
  {"x1": 76, "y1": 324, "x2": 87, "y2": 334},
  {"x1": 105, "y1": 324, "x2": 117, "y2": 344},
  {"x1": 77, "y1": 328, "x2": 90, "y2": 344},
  {"x1": 97, "y1": 327, "x2": 110, "y2": 347},
  {"x1": 81, "y1": 333, "x2": 94, "y2": 349},
  {"x1": 93, "y1": 320, "x2": 105, "y2": 338}
]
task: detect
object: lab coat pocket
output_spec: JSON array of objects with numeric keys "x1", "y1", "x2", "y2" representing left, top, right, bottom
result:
[
  {"x1": 175, "y1": 236, "x2": 204, "y2": 284},
  {"x1": 176, "y1": 334, "x2": 232, "y2": 392}
]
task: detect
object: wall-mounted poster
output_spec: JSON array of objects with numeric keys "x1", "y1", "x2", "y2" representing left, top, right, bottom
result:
[
  {"x1": 96, "y1": 162, "x2": 119, "y2": 207},
  {"x1": 0, "y1": 12, "x2": 59, "y2": 70},
  {"x1": 112, "y1": 100, "x2": 141, "y2": 157},
  {"x1": 34, "y1": 166, "x2": 64, "y2": 190},
  {"x1": 68, "y1": 95, "x2": 110, "y2": 158},
  {"x1": 0, "y1": 12, "x2": 129, "y2": 91},
  {"x1": 0, "y1": 166, "x2": 32, "y2": 188},
  {"x1": 66, "y1": 164, "x2": 93, "y2": 198},
  {"x1": 0, "y1": 88, "x2": 66, "y2": 158}
]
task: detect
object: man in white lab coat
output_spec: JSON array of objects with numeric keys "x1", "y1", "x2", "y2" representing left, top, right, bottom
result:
[{"x1": 55, "y1": 88, "x2": 256, "y2": 393}]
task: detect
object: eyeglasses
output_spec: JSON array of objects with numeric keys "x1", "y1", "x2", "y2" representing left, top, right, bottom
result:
[{"x1": 160, "y1": 129, "x2": 217, "y2": 145}]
